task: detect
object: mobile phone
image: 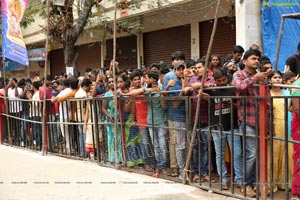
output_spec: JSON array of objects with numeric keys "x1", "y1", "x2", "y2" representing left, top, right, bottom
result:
[{"x1": 99, "y1": 69, "x2": 104, "y2": 75}]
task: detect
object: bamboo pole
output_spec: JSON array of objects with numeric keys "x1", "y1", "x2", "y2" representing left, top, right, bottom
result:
[
  {"x1": 41, "y1": 0, "x2": 51, "y2": 155},
  {"x1": 183, "y1": 0, "x2": 221, "y2": 184},
  {"x1": 112, "y1": 0, "x2": 120, "y2": 168}
]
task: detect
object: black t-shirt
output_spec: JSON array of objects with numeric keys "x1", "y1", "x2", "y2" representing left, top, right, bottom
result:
[
  {"x1": 286, "y1": 54, "x2": 300, "y2": 73},
  {"x1": 207, "y1": 87, "x2": 238, "y2": 131}
]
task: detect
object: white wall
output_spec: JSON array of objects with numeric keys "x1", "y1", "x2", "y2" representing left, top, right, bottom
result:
[{"x1": 235, "y1": 0, "x2": 262, "y2": 50}]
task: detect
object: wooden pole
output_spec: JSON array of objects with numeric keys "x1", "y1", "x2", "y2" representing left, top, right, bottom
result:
[
  {"x1": 42, "y1": 0, "x2": 51, "y2": 155},
  {"x1": 183, "y1": 0, "x2": 221, "y2": 184},
  {"x1": 113, "y1": 0, "x2": 120, "y2": 167}
]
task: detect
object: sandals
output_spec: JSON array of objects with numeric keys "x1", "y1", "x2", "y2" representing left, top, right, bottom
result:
[{"x1": 201, "y1": 175, "x2": 217, "y2": 183}]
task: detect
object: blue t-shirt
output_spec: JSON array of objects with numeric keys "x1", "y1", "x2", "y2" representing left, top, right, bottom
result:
[{"x1": 169, "y1": 78, "x2": 186, "y2": 122}]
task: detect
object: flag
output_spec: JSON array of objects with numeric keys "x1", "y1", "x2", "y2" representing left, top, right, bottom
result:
[{"x1": 1, "y1": 0, "x2": 29, "y2": 66}]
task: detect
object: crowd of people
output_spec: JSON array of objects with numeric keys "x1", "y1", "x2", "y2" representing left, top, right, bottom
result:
[{"x1": 0, "y1": 43, "x2": 300, "y2": 198}]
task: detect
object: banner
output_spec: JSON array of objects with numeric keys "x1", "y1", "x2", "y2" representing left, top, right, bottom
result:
[
  {"x1": 0, "y1": 54, "x2": 27, "y2": 71},
  {"x1": 28, "y1": 48, "x2": 46, "y2": 61},
  {"x1": 262, "y1": 0, "x2": 300, "y2": 72},
  {"x1": 1, "y1": 0, "x2": 29, "y2": 66}
]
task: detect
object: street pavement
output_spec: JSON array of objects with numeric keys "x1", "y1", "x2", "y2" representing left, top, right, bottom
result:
[{"x1": 0, "y1": 145, "x2": 237, "y2": 200}]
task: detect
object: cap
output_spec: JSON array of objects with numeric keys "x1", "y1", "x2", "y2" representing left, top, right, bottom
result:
[{"x1": 174, "y1": 61, "x2": 186, "y2": 70}]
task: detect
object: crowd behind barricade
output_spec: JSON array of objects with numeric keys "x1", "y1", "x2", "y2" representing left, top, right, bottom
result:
[{"x1": 0, "y1": 43, "x2": 300, "y2": 199}]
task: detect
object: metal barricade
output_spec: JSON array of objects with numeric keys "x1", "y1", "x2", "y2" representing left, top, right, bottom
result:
[{"x1": 1, "y1": 85, "x2": 299, "y2": 200}]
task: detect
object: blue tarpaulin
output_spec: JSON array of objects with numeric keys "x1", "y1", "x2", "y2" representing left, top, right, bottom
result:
[{"x1": 262, "y1": 0, "x2": 300, "y2": 72}]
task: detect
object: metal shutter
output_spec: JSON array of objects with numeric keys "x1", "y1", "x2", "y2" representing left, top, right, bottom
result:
[
  {"x1": 50, "y1": 43, "x2": 101, "y2": 76},
  {"x1": 200, "y1": 17, "x2": 236, "y2": 61},
  {"x1": 76, "y1": 42, "x2": 101, "y2": 74},
  {"x1": 144, "y1": 25, "x2": 191, "y2": 67},
  {"x1": 106, "y1": 35, "x2": 137, "y2": 70}
]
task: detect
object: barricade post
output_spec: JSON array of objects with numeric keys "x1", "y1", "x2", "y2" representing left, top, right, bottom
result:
[{"x1": 259, "y1": 84, "x2": 268, "y2": 199}]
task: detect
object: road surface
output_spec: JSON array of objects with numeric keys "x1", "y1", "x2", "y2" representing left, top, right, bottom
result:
[{"x1": 0, "y1": 145, "x2": 237, "y2": 200}]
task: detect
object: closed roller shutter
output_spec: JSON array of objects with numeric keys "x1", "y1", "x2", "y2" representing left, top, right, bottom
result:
[
  {"x1": 144, "y1": 25, "x2": 191, "y2": 67},
  {"x1": 106, "y1": 35, "x2": 137, "y2": 70},
  {"x1": 200, "y1": 17, "x2": 236, "y2": 62},
  {"x1": 50, "y1": 42, "x2": 101, "y2": 76},
  {"x1": 50, "y1": 49, "x2": 64, "y2": 76}
]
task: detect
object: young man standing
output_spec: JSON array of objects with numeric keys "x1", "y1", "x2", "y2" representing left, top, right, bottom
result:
[
  {"x1": 231, "y1": 49, "x2": 271, "y2": 196},
  {"x1": 169, "y1": 61, "x2": 191, "y2": 179},
  {"x1": 162, "y1": 51, "x2": 186, "y2": 177}
]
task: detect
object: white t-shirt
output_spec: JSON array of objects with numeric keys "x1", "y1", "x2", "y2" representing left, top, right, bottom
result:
[
  {"x1": 30, "y1": 91, "x2": 41, "y2": 117},
  {"x1": 57, "y1": 87, "x2": 72, "y2": 120},
  {"x1": 74, "y1": 87, "x2": 87, "y2": 122},
  {"x1": 7, "y1": 87, "x2": 23, "y2": 113}
]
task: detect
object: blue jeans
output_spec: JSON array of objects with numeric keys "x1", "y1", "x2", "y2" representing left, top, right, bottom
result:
[
  {"x1": 149, "y1": 123, "x2": 168, "y2": 168},
  {"x1": 20, "y1": 113, "x2": 29, "y2": 143},
  {"x1": 193, "y1": 129, "x2": 208, "y2": 176},
  {"x1": 211, "y1": 128, "x2": 242, "y2": 184},
  {"x1": 77, "y1": 125, "x2": 87, "y2": 157},
  {"x1": 31, "y1": 116, "x2": 42, "y2": 150},
  {"x1": 139, "y1": 127, "x2": 155, "y2": 165},
  {"x1": 240, "y1": 123, "x2": 257, "y2": 186}
]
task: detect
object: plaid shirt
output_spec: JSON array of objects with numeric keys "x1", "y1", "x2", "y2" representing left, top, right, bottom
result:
[
  {"x1": 231, "y1": 69, "x2": 268, "y2": 127},
  {"x1": 189, "y1": 75, "x2": 215, "y2": 127}
]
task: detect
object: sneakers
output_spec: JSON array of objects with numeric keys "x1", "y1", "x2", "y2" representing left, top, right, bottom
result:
[{"x1": 240, "y1": 185, "x2": 256, "y2": 197}]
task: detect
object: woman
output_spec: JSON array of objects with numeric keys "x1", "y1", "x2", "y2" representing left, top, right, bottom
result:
[
  {"x1": 268, "y1": 71, "x2": 294, "y2": 191},
  {"x1": 290, "y1": 72, "x2": 300, "y2": 199},
  {"x1": 117, "y1": 75, "x2": 144, "y2": 167},
  {"x1": 102, "y1": 77, "x2": 123, "y2": 163}
]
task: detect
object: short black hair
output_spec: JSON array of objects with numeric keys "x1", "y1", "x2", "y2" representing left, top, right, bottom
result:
[
  {"x1": 171, "y1": 51, "x2": 185, "y2": 61},
  {"x1": 213, "y1": 69, "x2": 228, "y2": 80},
  {"x1": 233, "y1": 45, "x2": 245, "y2": 54},
  {"x1": 146, "y1": 70, "x2": 159, "y2": 81},
  {"x1": 81, "y1": 78, "x2": 92, "y2": 88},
  {"x1": 129, "y1": 70, "x2": 142, "y2": 81},
  {"x1": 70, "y1": 77, "x2": 79, "y2": 89},
  {"x1": 187, "y1": 59, "x2": 196, "y2": 68},
  {"x1": 243, "y1": 49, "x2": 261, "y2": 60},
  {"x1": 32, "y1": 81, "x2": 41, "y2": 90}
]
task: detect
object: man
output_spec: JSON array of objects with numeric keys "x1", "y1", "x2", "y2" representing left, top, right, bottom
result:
[
  {"x1": 128, "y1": 71, "x2": 169, "y2": 175},
  {"x1": 162, "y1": 50, "x2": 185, "y2": 177},
  {"x1": 231, "y1": 49, "x2": 271, "y2": 197},
  {"x1": 5, "y1": 78, "x2": 23, "y2": 145},
  {"x1": 285, "y1": 42, "x2": 300, "y2": 73},
  {"x1": 187, "y1": 58, "x2": 215, "y2": 183},
  {"x1": 207, "y1": 69, "x2": 242, "y2": 190},
  {"x1": 75, "y1": 78, "x2": 92, "y2": 157},
  {"x1": 168, "y1": 61, "x2": 191, "y2": 179},
  {"x1": 224, "y1": 45, "x2": 245, "y2": 70}
]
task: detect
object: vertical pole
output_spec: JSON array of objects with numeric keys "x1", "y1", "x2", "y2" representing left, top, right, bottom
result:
[
  {"x1": 42, "y1": 0, "x2": 50, "y2": 155},
  {"x1": 273, "y1": 16, "x2": 285, "y2": 72},
  {"x1": 183, "y1": 0, "x2": 222, "y2": 184},
  {"x1": 112, "y1": 0, "x2": 119, "y2": 167},
  {"x1": 259, "y1": 84, "x2": 268, "y2": 200}
]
